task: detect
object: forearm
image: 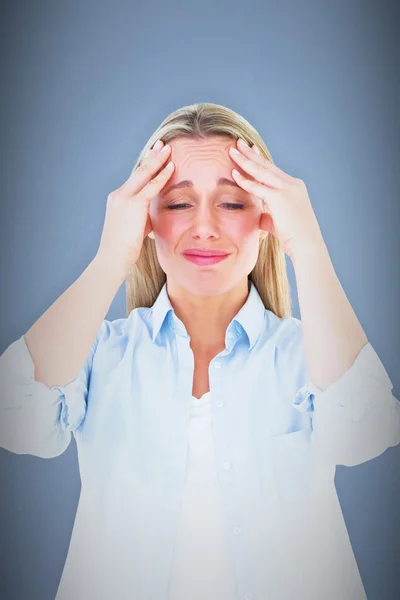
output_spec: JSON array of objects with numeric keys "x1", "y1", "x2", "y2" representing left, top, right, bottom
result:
[
  {"x1": 24, "y1": 255, "x2": 126, "y2": 388},
  {"x1": 292, "y1": 242, "x2": 368, "y2": 391}
]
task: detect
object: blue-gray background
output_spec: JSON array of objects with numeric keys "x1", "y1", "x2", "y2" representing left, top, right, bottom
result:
[{"x1": 0, "y1": 0, "x2": 399, "y2": 598}]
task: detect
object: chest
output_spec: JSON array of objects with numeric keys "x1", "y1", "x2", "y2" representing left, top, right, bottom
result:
[
  {"x1": 192, "y1": 356, "x2": 211, "y2": 399},
  {"x1": 191, "y1": 347, "x2": 224, "y2": 399}
]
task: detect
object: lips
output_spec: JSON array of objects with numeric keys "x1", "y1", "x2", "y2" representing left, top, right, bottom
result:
[
  {"x1": 183, "y1": 249, "x2": 229, "y2": 257},
  {"x1": 183, "y1": 253, "x2": 230, "y2": 266}
]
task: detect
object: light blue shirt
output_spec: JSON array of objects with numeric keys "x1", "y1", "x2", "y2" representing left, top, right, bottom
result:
[{"x1": 1, "y1": 280, "x2": 399, "y2": 599}]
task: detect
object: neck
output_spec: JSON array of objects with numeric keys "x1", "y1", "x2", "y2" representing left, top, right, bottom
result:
[{"x1": 167, "y1": 278, "x2": 250, "y2": 350}]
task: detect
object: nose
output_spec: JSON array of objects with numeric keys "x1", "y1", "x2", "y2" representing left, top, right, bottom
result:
[{"x1": 190, "y1": 203, "x2": 220, "y2": 240}]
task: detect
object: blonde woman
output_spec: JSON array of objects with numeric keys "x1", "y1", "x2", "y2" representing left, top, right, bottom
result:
[{"x1": 1, "y1": 102, "x2": 399, "y2": 600}]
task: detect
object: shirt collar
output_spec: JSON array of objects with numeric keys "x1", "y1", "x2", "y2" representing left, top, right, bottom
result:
[{"x1": 151, "y1": 279, "x2": 267, "y2": 350}]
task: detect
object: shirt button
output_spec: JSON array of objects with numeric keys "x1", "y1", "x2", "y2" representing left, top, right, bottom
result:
[
  {"x1": 214, "y1": 361, "x2": 222, "y2": 369},
  {"x1": 222, "y1": 461, "x2": 231, "y2": 470},
  {"x1": 227, "y1": 332, "x2": 234, "y2": 340},
  {"x1": 233, "y1": 526, "x2": 241, "y2": 535},
  {"x1": 215, "y1": 400, "x2": 225, "y2": 408}
]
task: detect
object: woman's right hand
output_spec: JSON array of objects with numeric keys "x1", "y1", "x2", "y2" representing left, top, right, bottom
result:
[{"x1": 95, "y1": 139, "x2": 174, "y2": 277}]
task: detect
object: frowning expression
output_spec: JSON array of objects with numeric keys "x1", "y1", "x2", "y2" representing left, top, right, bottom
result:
[{"x1": 148, "y1": 135, "x2": 267, "y2": 292}]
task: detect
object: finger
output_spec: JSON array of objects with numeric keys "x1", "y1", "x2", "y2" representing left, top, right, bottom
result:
[
  {"x1": 236, "y1": 139, "x2": 291, "y2": 182},
  {"x1": 230, "y1": 149, "x2": 283, "y2": 190},
  {"x1": 231, "y1": 169, "x2": 279, "y2": 210},
  {"x1": 138, "y1": 160, "x2": 175, "y2": 202},
  {"x1": 122, "y1": 143, "x2": 172, "y2": 196},
  {"x1": 144, "y1": 139, "x2": 163, "y2": 158}
]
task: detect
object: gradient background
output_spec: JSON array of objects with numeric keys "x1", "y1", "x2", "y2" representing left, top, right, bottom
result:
[{"x1": 0, "y1": 0, "x2": 399, "y2": 598}]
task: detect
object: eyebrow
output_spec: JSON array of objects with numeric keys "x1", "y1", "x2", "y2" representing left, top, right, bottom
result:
[{"x1": 162, "y1": 177, "x2": 241, "y2": 196}]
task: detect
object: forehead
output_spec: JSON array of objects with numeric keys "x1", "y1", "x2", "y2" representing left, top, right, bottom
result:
[
  {"x1": 168, "y1": 136, "x2": 235, "y2": 170},
  {"x1": 159, "y1": 135, "x2": 259, "y2": 205}
]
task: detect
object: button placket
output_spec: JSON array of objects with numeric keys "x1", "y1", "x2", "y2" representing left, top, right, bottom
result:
[{"x1": 233, "y1": 526, "x2": 242, "y2": 535}]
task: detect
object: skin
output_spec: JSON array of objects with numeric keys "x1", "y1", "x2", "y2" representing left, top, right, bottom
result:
[{"x1": 147, "y1": 135, "x2": 268, "y2": 353}]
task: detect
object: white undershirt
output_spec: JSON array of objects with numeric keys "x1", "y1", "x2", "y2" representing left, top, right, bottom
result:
[{"x1": 166, "y1": 392, "x2": 238, "y2": 600}]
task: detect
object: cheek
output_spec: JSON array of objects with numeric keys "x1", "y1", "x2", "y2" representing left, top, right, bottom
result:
[
  {"x1": 150, "y1": 214, "x2": 184, "y2": 244},
  {"x1": 231, "y1": 214, "x2": 261, "y2": 239}
]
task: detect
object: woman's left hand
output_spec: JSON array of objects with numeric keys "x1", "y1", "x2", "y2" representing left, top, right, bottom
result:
[{"x1": 229, "y1": 138, "x2": 325, "y2": 260}]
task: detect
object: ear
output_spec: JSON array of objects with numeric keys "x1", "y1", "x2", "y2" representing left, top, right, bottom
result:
[{"x1": 148, "y1": 231, "x2": 155, "y2": 240}]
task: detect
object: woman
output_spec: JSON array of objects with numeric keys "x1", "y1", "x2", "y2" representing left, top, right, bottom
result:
[{"x1": 1, "y1": 102, "x2": 399, "y2": 600}]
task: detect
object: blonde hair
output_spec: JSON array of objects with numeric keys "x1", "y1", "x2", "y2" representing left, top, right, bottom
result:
[{"x1": 126, "y1": 102, "x2": 293, "y2": 318}]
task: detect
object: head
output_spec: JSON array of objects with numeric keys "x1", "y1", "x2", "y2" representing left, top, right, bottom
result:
[
  {"x1": 146, "y1": 135, "x2": 268, "y2": 300},
  {"x1": 126, "y1": 103, "x2": 292, "y2": 318}
]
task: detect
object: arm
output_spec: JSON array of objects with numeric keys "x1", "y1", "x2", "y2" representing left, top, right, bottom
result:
[
  {"x1": 291, "y1": 242, "x2": 400, "y2": 466},
  {"x1": 0, "y1": 255, "x2": 126, "y2": 458},
  {"x1": 291, "y1": 240, "x2": 368, "y2": 391},
  {"x1": 1, "y1": 135, "x2": 169, "y2": 456},
  {"x1": 24, "y1": 255, "x2": 126, "y2": 389}
]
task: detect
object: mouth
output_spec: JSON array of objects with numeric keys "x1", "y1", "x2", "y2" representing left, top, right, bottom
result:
[
  {"x1": 183, "y1": 249, "x2": 229, "y2": 256},
  {"x1": 182, "y1": 253, "x2": 230, "y2": 266}
]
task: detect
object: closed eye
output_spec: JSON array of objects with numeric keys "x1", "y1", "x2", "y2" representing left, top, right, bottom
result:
[{"x1": 167, "y1": 203, "x2": 245, "y2": 210}]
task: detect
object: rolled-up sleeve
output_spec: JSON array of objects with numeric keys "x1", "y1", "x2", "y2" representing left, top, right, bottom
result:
[
  {"x1": 292, "y1": 341, "x2": 400, "y2": 467},
  {"x1": 0, "y1": 325, "x2": 105, "y2": 458}
]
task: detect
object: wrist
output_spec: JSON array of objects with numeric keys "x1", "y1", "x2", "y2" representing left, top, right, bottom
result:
[
  {"x1": 91, "y1": 253, "x2": 130, "y2": 287},
  {"x1": 290, "y1": 238, "x2": 329, "y2": 267}
]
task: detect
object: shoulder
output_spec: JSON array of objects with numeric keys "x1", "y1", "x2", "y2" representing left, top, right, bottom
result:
[
  {"x1": 265, "y1": 314, "x2": 307, "y2": 377},
  {"x1": 94, "y1": 307, "x2": 151, "y2": 353},
  {"x1": 264, "y1": 310, "x2": 303, "y2": 350}
]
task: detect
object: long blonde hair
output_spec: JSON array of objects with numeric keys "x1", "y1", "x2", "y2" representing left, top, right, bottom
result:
[{"x1": 126, "y1": 102, "x2": 293, "y2": 318}]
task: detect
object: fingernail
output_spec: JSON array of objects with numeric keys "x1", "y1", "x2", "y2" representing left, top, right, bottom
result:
[
  {"x1": 238, "y1": 138, "x2": 249, "y2": 148},
  {"x1": 153, "y1": 140, "x2": 163, "y2": 151}
]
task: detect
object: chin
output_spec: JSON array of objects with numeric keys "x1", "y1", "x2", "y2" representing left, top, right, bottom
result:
[{"x1": 178, "y1": 276, "x2": 241, "y2": 297}]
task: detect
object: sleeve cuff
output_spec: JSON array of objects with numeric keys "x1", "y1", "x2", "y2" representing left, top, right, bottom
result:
[
  {"x1": 6, "y1": 335, "x2": 87, "y2": 432},
  {"x1": 5, "y1": 334, "x2": 38, "y2": 380},
  {"x1": 292, "y1": 342, "x2": 395, "y2": 421}
]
